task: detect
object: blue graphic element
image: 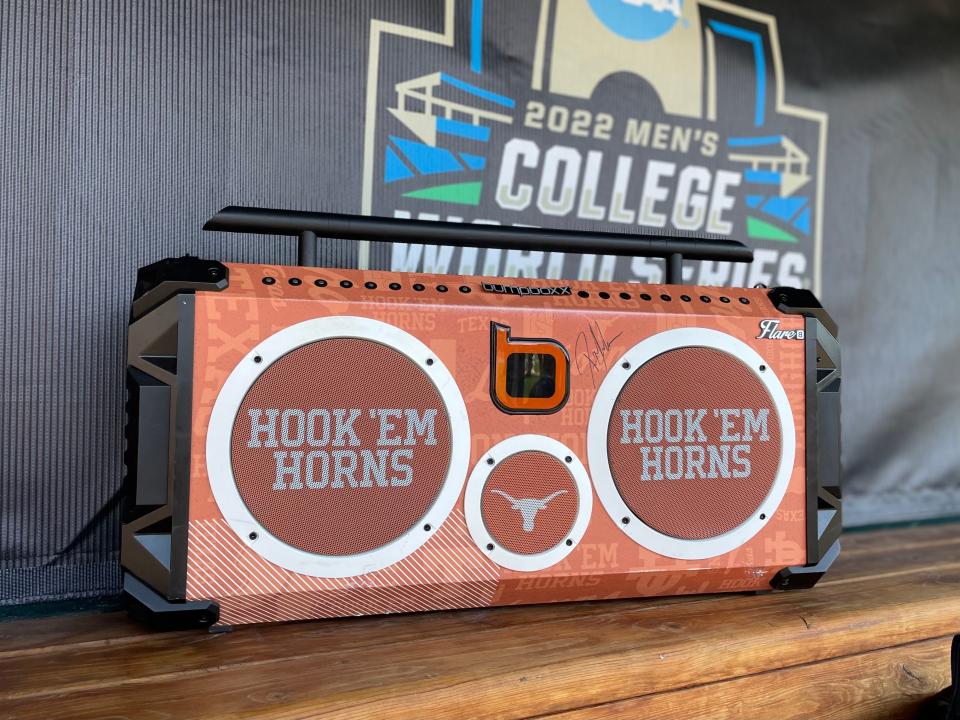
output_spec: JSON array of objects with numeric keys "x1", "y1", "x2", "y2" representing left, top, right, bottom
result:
[
  {"x1": 437, "y1": 117, "x2": 491, "y2": 142},
  {"x1": 762, "y1": 196, "x2": 807, "y2": 223},
  {"x1": 390, "y1": 136, "x2": 463, "y2": 175},
  {"x1": 470, "y1": 0, "x2": 483, "y2": 74},
  {"x1": 384, "y1": 146, "x2": 414, "y2": 183},
  {"x1": 587, "y1": 0, "x2": 682, "y2": 41},
  {"x1": 745, "y1": 169, "x2": 780, "y2": 185},
  {"x1": 728, "y1": 135, "x2": 783, "y2": 147},
  {"x1": 459, "y1": 152, "x2": 486, "y2": 170},
  {"x1": 709, "y1": 20, "x2": 766, "y2": 127},
  {"x1": 744, "y1": 194, "x2": 812, "y2": 237},
  {"x1": 438, "y1": 73, "x2": 514, "y2": 108}
]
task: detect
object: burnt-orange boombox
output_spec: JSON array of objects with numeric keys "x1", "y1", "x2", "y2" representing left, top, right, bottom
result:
[{"x1": 122, "y1": 207, "x2": 841, "y2": 629}]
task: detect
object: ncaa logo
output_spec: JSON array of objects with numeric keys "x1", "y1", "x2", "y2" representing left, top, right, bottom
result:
[{"x1": 587, "y1": 0, "x2": 684, "y2": 41}]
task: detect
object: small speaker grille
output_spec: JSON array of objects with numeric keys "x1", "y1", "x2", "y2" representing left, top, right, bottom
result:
[
  {"x1": 481, "y1": 451, "x2": 578, "y2": 555},
  {"x1": 606, "y1": 346, "x2": 781, "y2": 540},
  {"x1": 230, "y1": 338, "x2": 452, "y2": 556}
]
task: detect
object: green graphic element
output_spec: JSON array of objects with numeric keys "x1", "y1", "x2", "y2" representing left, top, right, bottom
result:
[
  {"x1": 746, "y1": 215, "x2": 798, "y2": 243},
  {"x1": 403, "y1": 181, "x2": 483, "y2": 206}
]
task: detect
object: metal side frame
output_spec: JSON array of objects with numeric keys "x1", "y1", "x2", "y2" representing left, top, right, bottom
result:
[
  {"x1": 768, "y1": 287, "x2": 842, "y2": 590},
  {"x1": 121, "y1": 256, "x2": 227, "y2": 629}
]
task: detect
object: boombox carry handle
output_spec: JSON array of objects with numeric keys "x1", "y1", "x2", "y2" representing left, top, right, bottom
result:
[{"x1": 203, "y1": 206, "x2": 754, "y2": 284}]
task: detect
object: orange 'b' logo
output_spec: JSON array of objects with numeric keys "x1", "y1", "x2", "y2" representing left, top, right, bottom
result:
[{"x1": 490, "y1": 322, "x2": 569, "y2": 414}]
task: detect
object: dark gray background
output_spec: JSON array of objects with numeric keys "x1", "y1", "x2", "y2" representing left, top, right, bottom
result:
[{"x1": 1, "y1": 0, "x2": 958, "y2": 605}]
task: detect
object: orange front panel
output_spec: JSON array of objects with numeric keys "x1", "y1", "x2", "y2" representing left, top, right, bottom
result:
[{"x1": 187, "y1": 263, "x2": 806, "y2": 625}]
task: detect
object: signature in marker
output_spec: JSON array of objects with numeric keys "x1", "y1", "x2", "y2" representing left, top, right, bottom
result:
[{"x1": 574, "y1": 321, "x2": 623, "y2": 388}]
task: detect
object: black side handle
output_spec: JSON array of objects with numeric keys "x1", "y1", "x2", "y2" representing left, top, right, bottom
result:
[{"x1": 203, "y1": 206, "x2": 754, "y2": 284}]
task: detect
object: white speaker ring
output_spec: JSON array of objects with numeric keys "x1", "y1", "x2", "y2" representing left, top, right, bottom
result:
[
  {"x1": 206, "y1": 316, "x2": 470, "y2": 578},
  {"x1": 587, "y1": 328, "x2": 796, "y2": 560},
  {"x1": 465, "y1": 435, "x2": 592, "y2": 572}
]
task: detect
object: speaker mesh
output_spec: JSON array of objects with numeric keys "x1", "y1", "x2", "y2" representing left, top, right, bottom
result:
[
  {"x1": 230, "y1": 338, "x2": 452, "y2": 556},
  {"x1": 481, "y1": 451, "x2": 578, "y2": 555},
  {"x1": 606, "y1": 346, "x2": 781, "y2": 540}
]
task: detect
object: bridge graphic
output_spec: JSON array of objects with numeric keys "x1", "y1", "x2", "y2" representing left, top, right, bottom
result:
[
  {"x1": 389, "y1": 71, "x2": 514, "y2": 148},
  {"x1": 384, "y1": 71, "x2": 516, "y2": 206},
  {"x1": 727, "y1": 135, "x2": 811, "y2": 198}
]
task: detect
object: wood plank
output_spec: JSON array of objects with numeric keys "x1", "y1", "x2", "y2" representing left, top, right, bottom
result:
[
  {"x1": 823, "y1": 538, "x2": 960, "y2": 586},
  {"x1": 0, "y1": 524, "x2": 955, "y2": 720},
  {"x1": 0, "y1": 523, "x2": 951, "y2": 659},
  {"x1": 2, "y1": 564, "x2": 957, "y2": 720},
  {"x1": 2, "y1": 521, "x2": 956, "y2": 683},
  {"x1": 839, "y1": 523, "x2": 960, "y2": 557},
  {"x1": 0, "y1": 611, "x2": 159, "y2": 658},
  {"x1": 531, "y1": 635, "x2": 954, "y2": 720},
  {"x1": 1, "y1": 521, "x2": 955, "y2": 660},
  {"x1": 0, "y1": 593, "x2": 708, "y2": 660}
]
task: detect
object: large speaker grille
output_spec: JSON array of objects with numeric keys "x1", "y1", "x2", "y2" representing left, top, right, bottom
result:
[
  {"x1": 481, "y1": 451, "x2": 579, "y2": 555},
  {"x1": 230, "y1": 337, "x2": 452, "y2": 556},
  {"x1": 606, "y1": 346, "x2": 781, "y2": 540}
]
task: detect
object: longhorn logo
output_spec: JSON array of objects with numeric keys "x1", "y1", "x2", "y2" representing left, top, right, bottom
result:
[{"x1": 490, "y1": 489, "x2": 568, "y2": 532}]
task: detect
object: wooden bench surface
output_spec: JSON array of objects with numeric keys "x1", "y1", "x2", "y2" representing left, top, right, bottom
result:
[{"x1": 1, "y1": 523, "x2": 957, "y2": 719}]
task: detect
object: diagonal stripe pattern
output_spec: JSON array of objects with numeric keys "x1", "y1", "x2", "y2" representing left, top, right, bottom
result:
[{"x1": 186, "y1": 509, "x2": 500, "y2": 625}]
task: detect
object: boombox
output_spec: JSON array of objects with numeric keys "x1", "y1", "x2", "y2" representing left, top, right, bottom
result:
[{"x1": 122, "y1": 208, "x2": 841, "y2": 629}]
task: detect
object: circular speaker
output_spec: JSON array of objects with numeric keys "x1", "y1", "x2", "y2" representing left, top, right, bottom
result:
[
  {"x1": 588, "y1": 328, "x2": 795, "y2": 560},
  {"x1": 465, "y1": 435, "x2": 592, "y2": 572},
  {"x1": 207, "y1": 316, "x2": 470, "y2": 577}
]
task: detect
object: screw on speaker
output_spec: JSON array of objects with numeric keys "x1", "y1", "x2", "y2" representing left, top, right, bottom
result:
[{"x1": 465, "y1": 435, "x2": 592, "y2": 572}]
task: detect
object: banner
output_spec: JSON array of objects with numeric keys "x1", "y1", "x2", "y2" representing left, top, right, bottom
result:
[{"x1": 365, "y1": 0, "x2": 825, "y2": 294}]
